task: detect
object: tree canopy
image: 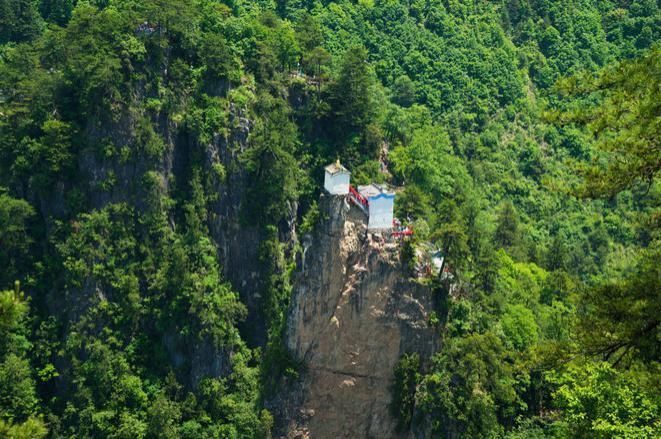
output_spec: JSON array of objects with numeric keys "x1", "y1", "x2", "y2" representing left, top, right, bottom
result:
[{"x1": 0, "y1": 0, "x2": 658, "y2": 437}]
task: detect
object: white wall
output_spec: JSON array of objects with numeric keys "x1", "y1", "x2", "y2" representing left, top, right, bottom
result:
[
  {"x1": 367, "y1": 195, "x2": 394, "y2": 229},
  {"x1": 324, "y1": 172, "x2": 350, "y2": 195}
]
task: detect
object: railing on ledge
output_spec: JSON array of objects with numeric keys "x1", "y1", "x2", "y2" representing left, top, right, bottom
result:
[
  {"x1": 392, "y1": 219, "x2": 414, "y2": 238},
  {"x1": 348, "y1": 185, "x2": 369, "y2": 215},
  {"x1": 391, "y1": 227, "x2": 413, "y2": 238}
]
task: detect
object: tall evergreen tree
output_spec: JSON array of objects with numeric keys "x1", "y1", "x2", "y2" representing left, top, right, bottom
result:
[
  {"x1": 494, "y1": 201, "x2": 519, "y2": 248},
  {"x1": 0, "y1": 0, "x2": 43, "y2": 43},
  {"x1": 329, "y1": 46, "x2": 374, "y2": 138}
]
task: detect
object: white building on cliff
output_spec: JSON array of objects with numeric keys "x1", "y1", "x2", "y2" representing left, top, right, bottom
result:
[
  {"x1": 358, "y1": 184, "x2": 395, "y2": 230},
  {"x1": 324, "y1": 162, "x2": 396, "y2": 231},
  {"x1": 324, "y1": 160, "x2": 351, "y2": 195}
]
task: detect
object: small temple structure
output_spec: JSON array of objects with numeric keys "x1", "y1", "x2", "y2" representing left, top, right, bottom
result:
[
  {"x1": 357, "y1": 184, "x2": 395, "y2": 230},
  {"x1": 324, "y1": 160, "x2": 351, "y2": 195},
  {"x1": 324, "y1": 161, "x2": 401, "y2": 233}
]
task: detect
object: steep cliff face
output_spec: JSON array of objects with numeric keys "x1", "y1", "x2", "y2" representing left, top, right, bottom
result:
[
  {"x1": 279, "y1": 195, "x2": 438, "y2": 438},
  {"x1": 203, "y1": 109, "x2": 277, "y2": 347},
  {"x1": 85, "y1": 102, "x2": 277, "y2": 346},
  {"x1": 36, "y1": 94, "x2": 278, "y2": 389}
]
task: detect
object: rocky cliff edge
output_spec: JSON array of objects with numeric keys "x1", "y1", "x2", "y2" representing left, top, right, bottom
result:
[{"x1": 278, "y1": 194, "x2": 438, "y2": 438}]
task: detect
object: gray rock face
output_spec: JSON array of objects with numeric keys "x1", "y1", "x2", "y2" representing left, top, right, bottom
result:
[
  {"x1": 203, "y1": 112, "x2": 270, "y2": 347},
  {"x1": 279, "y1": 194, "x2": 438, "y2": 438},
  {"x1": 48, "y1": 100, "x2": 273, "y2": 386}
]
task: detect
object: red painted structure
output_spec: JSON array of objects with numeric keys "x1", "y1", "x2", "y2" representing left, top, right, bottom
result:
[
  {"x1": 391, "y1": 226, "x2": 414, "y2": 238},
  {"x1": 349, "y1": 185, "x2": 369, "y2": 208}
]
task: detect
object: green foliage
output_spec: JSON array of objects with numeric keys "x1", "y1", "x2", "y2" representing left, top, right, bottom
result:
[
  {"x1": 551, "y1": 47, "x2": 660, "y2": 197},
  {"x1": 391, "y1": 353, "x2": 420, "y2": 431},
  {"x1": 418, "y1": 332, "x2": 520, "y2": 437},
  {"x1": 392, "y1": 74, "x2": 416, "y2": 107},
  {"x1": 547, "y1": 361, "x2": 660, "y2": 438},
  {"x1": 330, "y1": 46, "x2": 373, "y2": 132},
  {"x1": 259, "y1": 224, "x2": 300, "y2": 391},
  {"x1": 0, "y1": 0, "x2": 658, "y2": 436},
  {"x1": 578, "y1": 241, "x2": 660, "y2": 364},
  {"x1": 0, "y1": 354, "x2": 39, "y2": 422},
  {"x1": 0, "y1": 284, "x2": 44, "y2": 435},
  {"x1": 495, "y1": 201, "x2": 520, "y2": 249},
  {"x1": 0, "y1": 0, "x2": 43, "y2": 44},
  {"x1": 0, "y1": 416, "x2": 47, "y2": 439},
  {"x1": 298, "y1": 200, "x2": 319, "y2": 236},
  {"x1": 0, "y1": 284, "x2": 28, "y2": 340},
  {"x1": 39, "y1": 0, "x2": 76, "y2": 26},
  {"x1": 494, "y1": 250, "x2": 548, "y2": 308},
  {"x1": 390, "y1": 124, "x2": 470, "y2": 204},
  {"x1": 0, "y1": 191, "x2": 34, "y2": 287},
  {"x1": 325, "y1": 45, "x2": 380, "y2": 162},
  {"x1": 240, "y1": 92, "x2": 303, "y2": 224},
  {"x1": 501, "y1": 304, "x2": 539, "y2": 351}
]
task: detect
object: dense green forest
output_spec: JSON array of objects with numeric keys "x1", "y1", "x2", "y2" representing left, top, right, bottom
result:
[{"x1": 0, "y1": 0, "x2": 658, "y2": 437}]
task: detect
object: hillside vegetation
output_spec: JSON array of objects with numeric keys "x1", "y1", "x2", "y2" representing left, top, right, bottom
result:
[{"x1": 0, "y1": 0, "x2": 658, "y2": 437}]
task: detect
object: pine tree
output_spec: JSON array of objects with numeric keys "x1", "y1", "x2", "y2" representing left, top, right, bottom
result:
[
  {"x1": 0, "y1": 0, "x2": 43, "y2": 44},
  {"x1": 494, "y1": 201, "x2": 519, "y2": 248},
  {"x1": 329, "y1": 46, "x2": 374, "y2": 135}
]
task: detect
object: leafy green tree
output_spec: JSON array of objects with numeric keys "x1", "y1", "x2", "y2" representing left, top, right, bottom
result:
[
  {"x1": 0, "y1": 284, "x2": 45, "y2": 437},
  {"x1": 501, "y1": 304, "x2": 539, "y2": 351},
  {"x1": 294, "y1": 12, "x2": 322, "y2": 53},
  {"x1": 240, "y1": 92, "x2": 302, "y2": 224},
  {"x1": 39, "y1": 0, "x2": 76, "y2": 26},
  {"x1": 0, "y1": 191, "x2": 34, "y2": 287},
  {"x1": 392, "y1": 74, "x2": 416, "y2": 107},
  {"x1": 146, "y1": 392, "x2": 181, "y2": 439},
  {"x1": 433, "y1": 221, "x2": 470, "y2": 276},
  {"x1": 394, "y1": 185, "x2": 432, "y2": 221},
  {"x1": 552, "y1": 47, "x2": 660, "y2": 366},
  {"x1": 0, "y1": 354, "x2": 39, "y2": 424},
  {"x1": 0, "y1": 417, "x2": 47, "y2": 438},
  {"x1": 418, "y1": 332, "x2": 520, "y2": 437},
  {"x1": 200, "y1": 32, "x2": 241, "y2": 88},
  {"x1": 546, "y1": 233, "x2": 569, "y2": 271},
  {"x1": 578, "y1": 243, "x2": 660, "y2": 364},
  {"x1": 390, "y1": 125, "x2": 470, "y2": 204},
  {"x1": 547, "y1": 361, "x2": 659, "y2": 438},
  {"x1": 552, "y1": 47, "x2": 660, "y2": 197},
  {"x1": 494, "y1": 250, "x2": 549, "y2": 309},
  {"x1": 303, "y1": 45, "x2": 331, "y2": 78},
  {"x1": 271, "y1": 20, "x2": 300, "y2": 71}
]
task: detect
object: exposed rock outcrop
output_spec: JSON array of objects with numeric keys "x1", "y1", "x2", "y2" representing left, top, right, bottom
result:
[
  {"x1": 203, "y1": 110, "x2": 271, "y2": 347},
  {"x1": 277, "y1": 195, "x2": 439, "y2": 438}
]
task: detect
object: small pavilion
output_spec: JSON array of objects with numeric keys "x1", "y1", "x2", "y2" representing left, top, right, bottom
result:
[{"x1": 324, "y1": 160, "x2": 351, "y2": 195}]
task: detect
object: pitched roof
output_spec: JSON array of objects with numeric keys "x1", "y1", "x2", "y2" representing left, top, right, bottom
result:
[
  {"x1": 358, "y1": 183, "x2": 395, "y2": 199},
  {"x1": 324, "y1": 160, "x2": 350, "y2": 175}
]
